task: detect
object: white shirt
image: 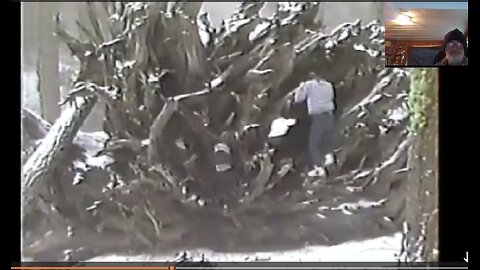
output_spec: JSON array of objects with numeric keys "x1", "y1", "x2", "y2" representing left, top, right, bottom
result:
[{"x1": 293, "y1": 79, "x2": 335, "y2": 115}]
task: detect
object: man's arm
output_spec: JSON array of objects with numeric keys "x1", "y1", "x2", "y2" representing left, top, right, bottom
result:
[{"x1": 293, "y1": 83, "x2": 307, "y2": 104}]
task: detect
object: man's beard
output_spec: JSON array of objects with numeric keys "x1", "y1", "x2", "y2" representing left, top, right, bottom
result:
[
  {"x1": 449, "y1": 55, "x2": 464, "y2": 65},
  {"x1": 446, "y1": 49, "x2": 465, "y2": 65}
]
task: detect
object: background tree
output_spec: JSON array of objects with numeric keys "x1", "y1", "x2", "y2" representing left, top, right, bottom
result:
[{"x1": 37, "y1": 2, "x2": 61, "y2": 123}]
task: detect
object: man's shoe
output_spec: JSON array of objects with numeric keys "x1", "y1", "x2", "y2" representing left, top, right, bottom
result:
[{"x1": 307, "y1": 166, "x2": 327, "y2": 177}]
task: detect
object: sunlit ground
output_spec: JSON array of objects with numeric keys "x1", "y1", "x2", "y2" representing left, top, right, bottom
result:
[{"x1": 88, "y1": 233, "x2": 401, "y2": 262}]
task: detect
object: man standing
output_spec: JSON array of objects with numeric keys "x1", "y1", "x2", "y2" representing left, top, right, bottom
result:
[
  {"x1": 434, "y1": 29, "x2": 468, "y2": 66},
  {"x1": 289, "y1": 72, "x2": 336, "y2": 177}
]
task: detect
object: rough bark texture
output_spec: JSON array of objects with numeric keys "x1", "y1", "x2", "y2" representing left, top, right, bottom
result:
[
  {"x1": 20, "y1": 2, "x2": 434, "y2": 262},
  {"x1": 22, "y1": 96, "x2": 97, "y2": 210},
  {"x1": 402, "y1": 68, "x2": 439, "y2": 262}
]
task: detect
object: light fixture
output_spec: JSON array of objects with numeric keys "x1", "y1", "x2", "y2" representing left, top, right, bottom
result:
[{"x1": 394, "y1": 10, "x2": 413, "y2": 25}]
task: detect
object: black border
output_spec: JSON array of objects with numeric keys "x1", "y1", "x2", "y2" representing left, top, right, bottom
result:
[
  {"x1": 15, "y1": 0, "x2": 475, "y2": 266},
  {"x1": 438, "y1": 0, "x2": 474, "y2": 262},
  {"x1": 12, "y1": 0, "x2": 21, "y2": 267},
  {"x1": 438, "y1": 67, "x2": 471, "y2": 261}
]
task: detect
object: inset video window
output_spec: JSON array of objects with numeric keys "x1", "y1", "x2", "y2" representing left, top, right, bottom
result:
[{"x1": 385, "y1": 2, "x2": 468, "y2": 66}]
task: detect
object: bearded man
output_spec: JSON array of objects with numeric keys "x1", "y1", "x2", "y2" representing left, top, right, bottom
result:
[{"x1": 434, "y1": 29, "x2": 468, "y2": 66}]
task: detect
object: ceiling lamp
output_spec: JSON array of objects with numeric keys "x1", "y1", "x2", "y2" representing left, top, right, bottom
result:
[{"x1": 394, "y1": 11, "x2": 413, "y2": 25}]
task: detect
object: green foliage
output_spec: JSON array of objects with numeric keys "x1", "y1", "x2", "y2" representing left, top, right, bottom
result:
[{"x1": 408, "y1": 68, "x2": 435, "y2": 134}]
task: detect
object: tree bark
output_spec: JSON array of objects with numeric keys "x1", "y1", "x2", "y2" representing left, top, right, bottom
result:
[
  {"x1": 22, "y1": 96, "x2": 97, "y2": 210},
  {"x1": 404, "y1": 68, "x2": 439, "y2": 262}
]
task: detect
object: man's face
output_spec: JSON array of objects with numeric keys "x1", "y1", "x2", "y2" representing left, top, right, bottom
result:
[{"x1": 445, "y1": 40, "x2": 465, "y2": 64}]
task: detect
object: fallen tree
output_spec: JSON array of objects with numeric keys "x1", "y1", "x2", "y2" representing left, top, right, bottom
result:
[{"x1": 21, "y1": 2, "x2": 421, "y2": 261}]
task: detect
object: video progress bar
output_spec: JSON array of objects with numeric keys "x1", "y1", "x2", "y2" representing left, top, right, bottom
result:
[
  {"x1": 176, "y1": 267, "x2": 468, "y2": 270},
  {"x1": 10, "y1": 267, "x2": 468, "y2": 270}
]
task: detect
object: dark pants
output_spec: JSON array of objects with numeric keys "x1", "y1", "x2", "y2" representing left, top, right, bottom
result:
[{"x1": 309, "y1": 112, "x2": 335, "y2": 168}]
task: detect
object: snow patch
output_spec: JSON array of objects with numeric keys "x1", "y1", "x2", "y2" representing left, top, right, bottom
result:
[
  {"x1": 268, "y1": 117, "x2": 297, "y2": 138},
  {"x1": 248, "y1": 22, "x2": 270, "y2": 42},
  {"x1": 85, "y1": 155, "x2": 115, "y2": 170},
  {"x1": 72, "y1": 132, "x2": 107, "y2": 155},
  {"x1": 330, "y1": 22, "x2": 353, "y2": 39},
  {"x1": 211, "y1": 76, "x2": 224, "y2": 88},
  {"x1": 109, "y1": 14, "x2": 120, "y2": 22},
  {"x1": 324, "y1": 40, "x2": 335, "y2": 49},
  {"x1": 243, "y1": 124, "x2": 260, "y2": 132},
  {"x1": 370, "y1": 93, "x2": 383, "y2": 103},
  {"x1": 81, "y1": 131, "x2": 109, "y2": 140},
  {"x1": 88, "y1": 233, "x2": 402, "y2": 262},
  {"x1": 115, "y1": 60, "x2": 136, "y2": 71},
  {"x1": 124, "y1": 60, "x2": 136, "y2": 69},
  {"x1": 353, "y1": 170, "x2": 372, "y2": 180},
  {"x1": 356, "y1": 198, "x2": 388, "y2": 208},
  {"x1": 332, "y1": 198, "x2": 388, "y2": 212},
  {"x1": 278, "y1": 2, "x2": 304, "y2": 13},
  {"x1": 280, "y1": 14, "x2": 299, "y2": 26},
  {"x1": 141, "y1": 139, "x2": 150, "y2": 147},
  {"x1": 225, "y1": 18, "x2": 252, "y2": 34},
  {"x1": 127, "y1": 2, "x2": 146, "y2": 12},
  {"x1": 198, "y1": 28, "x2": 211, "y2": 47},
  {"x1": 72, "y1": 160, "x2": 88, "y2": 171},
  {"x1": 148, "y1": 73, "x2": 159, "y2": 83},
  {"x1": 369, "y1": 31, "x2": 380, "y2": 40},
  {"x1": 175, "y1": 139, "x2": 187, "y2": 150},
  {"x1": 197, "y1": 13, "x2": 213, "y2": 48},
  {"x1": 388, "y1": 106, "x2": 409, "y2": 123},
  {"x1": 72, "y1": 172, "x2": 85, "y2": 185},
  {"x1": 353, "y1": 43, "x2": 381, "y2": 57},
  {"x1": 248, "y1": 69, "x2": 274, "y2": 76},
  {"x1": 337, "y1": 28, "x2": 351, "y2": 42},
  {"x1": 353, "y1": 44, "x2": 366, "y2": 51}
]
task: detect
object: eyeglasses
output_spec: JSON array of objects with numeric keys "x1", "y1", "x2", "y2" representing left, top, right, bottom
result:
[{"x1": 446, "y1": 41, "x2": 463, "y2": 49}]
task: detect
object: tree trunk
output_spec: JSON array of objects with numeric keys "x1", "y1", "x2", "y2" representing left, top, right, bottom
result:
[
  {"x1": 22, "y1": 96, "x2": 97, "y2": 213},
  {"x1": 404, "y1": 68, "x2": 439, "y2": 262},
  {"x1": 377, "y1": 2, "x2": 385, "y2": 23},
  {"x1": 37, "y1": 2, "x2": 61, "y2": 123},
  {"x1": 21, "y1": 2, "x2": 40, "y2": 69}
]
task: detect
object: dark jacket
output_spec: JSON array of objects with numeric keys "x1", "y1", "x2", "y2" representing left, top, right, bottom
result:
[
  {"x1": 435, "y1": 56, "x2": 468, "y2": 66},
  {"x1": 433, "y1": 29, "x2": 468, "y2": 65}
]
